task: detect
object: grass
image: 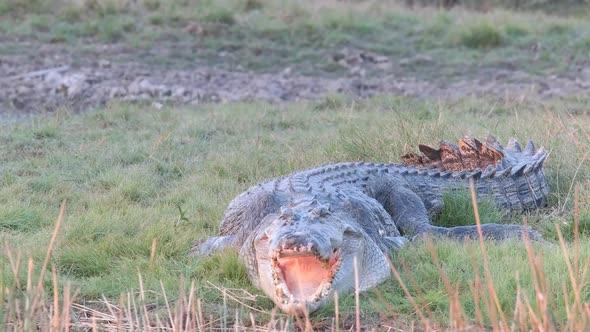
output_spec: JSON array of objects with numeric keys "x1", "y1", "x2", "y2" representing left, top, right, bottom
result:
[
  {"x1": 1, "y1": 0, "x2": 590, "y2": 80},
  {"x1": 456, "y1": 22, "x2": 504, "y2": 49},
  {"x1": 1, "y1": 1, "x2": 590, "y2": 329},
  {"x1": 1, "y1": 96, "x2": 590, "y2": 329},
  {"x1": 410, "y1": 0, "x2": 590, "y2": 16}
]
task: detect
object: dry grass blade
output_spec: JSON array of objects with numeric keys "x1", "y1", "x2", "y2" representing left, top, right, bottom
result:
[
  {"x1": 160, "y1": 280, "x2": 175, "y2": 331},
  {"x1": 38, "y1": 199, "x2": 67, "y2": 290},
  {"x1": 385, "y1": 256, "x2": 431, "y2": 330},
  {"x1": 71, "y1": 302, "x2": 117, "y2": 322},
  {"x1": 52, "y1": 264, "x2": 59, "y2": 331},
  {"x1": 186, "y1": 281, "x2": 196, "y2": 331},
  {"x1": 4, "y1": 241, "x2": 22, "y2": 289},
  {"x1": 354, "y1": 256, "x2": 360, "y2": 332},
  {"x1": 553, "y1": 222, "x2": 589, "y2": 331},
  {"x1": 555, "y1": 225, "x2": 581, "y2": 308},
  {"x1": 522, "y1": 219, "x2": 552, "y2": 331},
  {"x1": 137, "y1": 270, "x2": 151, "y2": 330},
  {"x1": 64, "y1": 282, "x2": 72, "y2": 332},
  {"x1": 205, "y1": 281, "x2": 265, "y2": 314},
  {"x1": 149, "y1": 239, "x2": 157, "y2": 271},
  {"x1": 467, "y1": 245, "x2": 484, "y2": 328},
  {"x1": 574, "y1": 186, "x2": 580, "y2": 276},
  {"x1": 561, "y1": 149, "x2": 590, "y2": 213},
  {"x1": 334, "y1": 291, "x2": 339, "y2": 332},
  {"x1": 469, "y1": 178, "x2": 508, "y2": 331},
  {"x1": 399, "y1": 259, "x2": 435, "y2": 323},
  {"x1": 426, "y1": 239, "x2": 465, "y2": 329}
]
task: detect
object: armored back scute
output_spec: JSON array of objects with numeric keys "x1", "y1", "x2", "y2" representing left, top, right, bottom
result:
[{"x1": 398, "y1": 136, "x2": 549, "y2": 212}]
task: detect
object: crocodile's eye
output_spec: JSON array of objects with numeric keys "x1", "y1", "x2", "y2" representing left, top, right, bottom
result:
[{"x1": 343, "y1": 227, "x2": 362, "y2": 238}]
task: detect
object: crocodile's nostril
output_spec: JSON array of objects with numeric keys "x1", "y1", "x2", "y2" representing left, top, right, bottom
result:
[{"x1": 281, "y1": 236, "x2": 309, "y2": 250}]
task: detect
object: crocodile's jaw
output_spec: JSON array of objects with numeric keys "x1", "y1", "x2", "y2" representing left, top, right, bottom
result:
[
  {"x1": 253, "y1": 236, "x2": 372, "y2": 315},
  {"x1": 249, "y1": 230, "x2": 392, "y2": 315},
  {"x1": 247, "y1": 210, "x2": 359, "y2": 315},
  {"x1": 269, "y1": 247, "x2": 343, "y2": 315}
]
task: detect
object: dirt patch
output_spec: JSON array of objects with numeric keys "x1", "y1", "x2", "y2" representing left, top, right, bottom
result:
[{"x1": 2, "y1": 42, "x2": 590, "y2": 121}]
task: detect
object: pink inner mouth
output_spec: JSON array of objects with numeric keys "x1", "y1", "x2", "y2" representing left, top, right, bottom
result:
[
  {"x1": 275, "y1": 251, "x2": 340, "y2": 301},
  {"x1": 278, "y1": 256, "x2": 328, "y2": 299}
]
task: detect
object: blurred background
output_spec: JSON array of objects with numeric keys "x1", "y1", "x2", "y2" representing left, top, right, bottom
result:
[{"x1": 2, "y1": 0, "x2": 590, "y2": 120}]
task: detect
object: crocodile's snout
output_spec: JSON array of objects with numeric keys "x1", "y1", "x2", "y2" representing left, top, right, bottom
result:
[
  {"x1": 276, "y1": 234, "x2": 313, "y2": 250},
  {"x1": 271, "y1": 233, "x2": 333, "y2": 259}
]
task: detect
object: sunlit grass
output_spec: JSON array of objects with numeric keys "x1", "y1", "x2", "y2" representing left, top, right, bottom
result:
[{"x1": 0, "y1": 96, "x2": 589, "y2": 329}]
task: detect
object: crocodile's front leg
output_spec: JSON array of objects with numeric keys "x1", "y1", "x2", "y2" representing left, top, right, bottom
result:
[
  {"x1": 192, "y1": 188, "x2": 283, "y2": 256},
  {"x1": 191, "y1": 234, "x2": 238, "y2": 256}
]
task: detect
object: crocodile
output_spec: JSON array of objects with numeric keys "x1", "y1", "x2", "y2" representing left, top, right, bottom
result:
[{"x1": 192, "y1": 136, "x2": 549, "y2": 315}]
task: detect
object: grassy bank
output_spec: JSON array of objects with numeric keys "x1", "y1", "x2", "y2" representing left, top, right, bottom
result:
[
  {"x1": 1, "y1": 97, "x2": 590, "y2": 329},
  {"x1": 2, "y1": 0, "x2": 590, "y2": 79}
]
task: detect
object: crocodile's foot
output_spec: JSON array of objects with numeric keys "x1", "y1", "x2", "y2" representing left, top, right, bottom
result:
[{"x1": 190, "y1": 235, "x2": 236, "y2": 256}]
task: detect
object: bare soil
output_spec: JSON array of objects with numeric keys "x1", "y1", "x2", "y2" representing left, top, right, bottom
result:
[{"x1": 2, "y1": 41, "x2": 590, "y2": 121}]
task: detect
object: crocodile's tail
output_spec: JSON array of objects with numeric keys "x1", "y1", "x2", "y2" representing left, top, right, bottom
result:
[{"x1": 394, "y1": 136, "x2": 549, "y2": 212}]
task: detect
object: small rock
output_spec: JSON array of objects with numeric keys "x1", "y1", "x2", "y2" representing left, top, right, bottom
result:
[
  {"x1": 151, "y1": 102, "x2": 163, "y2": 109},
  {"x1": 183, "y1": 22, "x2": 204, "y2": 36},
  {"x1": 376, "y1": 61, "x2": 393, "y2": 71},
  {"x1": 171, "y1": 87, "x2": 187, "y2": 98},
  {"x1": 576, "y1": 78, "x2": 590, "y2": 89},
  {"x1": 349, "y1": 66, "x2": 366, "y2": 78},
  {"x1": 128, "y1": 78, "x2": 166, "y2": 97},
  {"x1": 203, "y1": 92, "x2": 221, "y2": 102},
  {"x1": 359, "y1": 51, "x2": 389, "y2": 64},
  {"x1": 494, "y1": 72, "x2": 509, "y2": 80},
  {"x1": 44, "y1": 70, "x2": 63, "y2": 85},
  {"x1": 98, "y1": 59, "x2": 111, "y2": 68},
  {"x1": 399, "y1": 55, "x2": 434, "y2": 66},
  {"x1": 11, "y1": 98, "x2": 26, "y2": 110},
  {"x1": 16, "y1": 85, "x2": 31, "y2": 95},
  {"x1": 109, "y1": 87, "x2": 127, "y2": 98},
  {"x1": 281, "y1": 67, "x2": 292, "y2": 76},
  {"x1": 579, "y1": 67, "x2": 590, "y2": 81},
  {"x1": 536, "y1": 81, "x2": 550, "y2": 93},
  {"x1": 57, "y1": 73, "x2": 88, "y2": 99},
  {"x1": 128, "y1": 78, "x2": 144, "y2": 95}
]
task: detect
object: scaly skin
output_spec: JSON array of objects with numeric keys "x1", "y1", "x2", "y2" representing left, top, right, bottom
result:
[{"x1": 192, "y1": 137, "x2": 549, "y2": 315}]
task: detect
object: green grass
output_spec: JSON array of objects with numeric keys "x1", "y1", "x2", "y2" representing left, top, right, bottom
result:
[
  {"x1": 455, "y1": 22, "x2": 504, "y2": 49},
  {"x1": 411, "y1": 0, "x2": 590, "y2": 16},
  {"x1": 1, "y1": 97, "x2": 590, "y2": 329},
  {"x1": 1, "y1": 1, "x2": 590, "y2": 79}
]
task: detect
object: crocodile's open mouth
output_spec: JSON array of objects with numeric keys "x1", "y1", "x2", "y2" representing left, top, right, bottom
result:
[{"x1": 271, "y1": 247, "x2": 342, "y2": 306}]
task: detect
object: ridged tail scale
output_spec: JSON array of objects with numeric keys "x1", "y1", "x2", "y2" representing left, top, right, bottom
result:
[{"x1": 398, "y1": 136, "x2": 549, "y2": 212}]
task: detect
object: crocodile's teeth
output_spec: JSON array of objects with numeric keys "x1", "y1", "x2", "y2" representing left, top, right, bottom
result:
[{"x1": 276, "y1": 286, "x2": 285, "y2": 298}]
